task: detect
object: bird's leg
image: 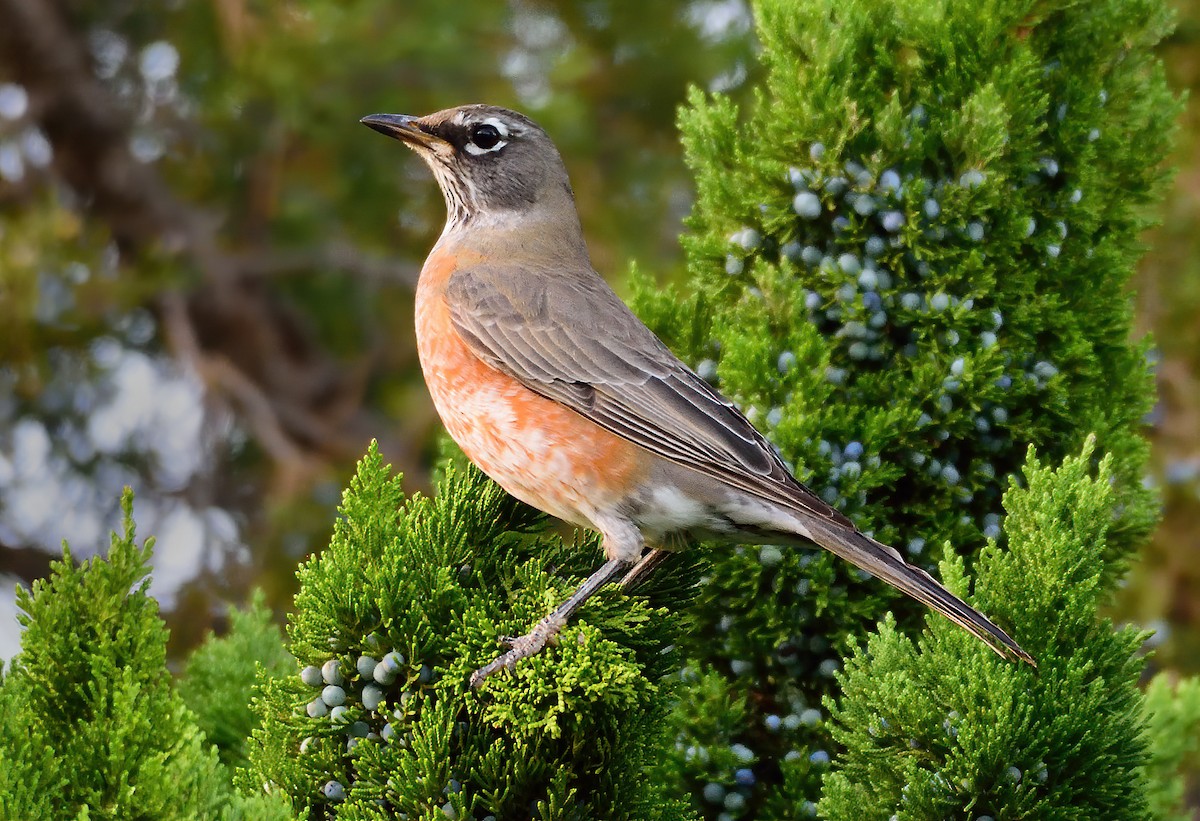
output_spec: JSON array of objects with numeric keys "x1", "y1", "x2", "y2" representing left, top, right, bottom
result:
[
  {"x1": 618, "y1": 547, "x2": 672, "y2": 591},
  {"x1": 470, "y1": 557, "x2": 628, "y2": 688}
]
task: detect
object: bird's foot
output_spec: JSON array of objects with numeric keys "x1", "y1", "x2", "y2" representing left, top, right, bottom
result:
[
  {"x1": 618, "y1": 547, "x2": 671, "y2": 591},
  {"x1": 470, "y1": 558, "x2": 628, "y2": 689},
  {"x1": 470, "y1": 613, "x2": 567, "y2": 688}
]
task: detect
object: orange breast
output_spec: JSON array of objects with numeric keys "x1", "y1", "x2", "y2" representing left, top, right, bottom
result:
[{"x1": 415, "y1": 246, "x2": 650, "y2": 530}]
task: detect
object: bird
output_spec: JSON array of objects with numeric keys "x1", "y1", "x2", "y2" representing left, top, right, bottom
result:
[{"x1": 360, "y1": 104, "x2": 1033, "y2": 687}]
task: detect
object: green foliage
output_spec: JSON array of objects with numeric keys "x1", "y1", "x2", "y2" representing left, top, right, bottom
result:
[
  {"x1": 180, "y1": 589, "x2": 293, "y2": 770},
  {"x1": 0, "y1": 490, "x2": 288, "y2": 820},
  {"x1": 631, "y1": 0, "x2": 1182, "y2": 814},
  {"x1": 244, "y1": 442, "x2": 698, "y2": 819},
  {"x1": 1143, "y1": 674, "x2": 1200, "y2": 821},
  {"x1": 0, "y1": 670, "x2": 66, "y2": 821},
  {"x1": 822, "y1": 441, "x2": 1154, "y2": 818}
]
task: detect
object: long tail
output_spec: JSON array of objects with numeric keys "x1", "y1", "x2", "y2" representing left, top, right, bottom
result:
[{"x1": 805, "y1": 520, "x2": 1035, "y2": 666}]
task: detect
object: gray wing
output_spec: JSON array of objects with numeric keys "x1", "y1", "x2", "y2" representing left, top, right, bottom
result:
[
  {"x1": 446, "y1": 264, "x2": 1036, "y2": 667},
  {"x1": 444, "y1": 264, "x2": 852, "y2": 530}
]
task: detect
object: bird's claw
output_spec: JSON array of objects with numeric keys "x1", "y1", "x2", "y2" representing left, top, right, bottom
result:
[{"x1": 470, "y1": 616, "x2": 567, "y2": 689}]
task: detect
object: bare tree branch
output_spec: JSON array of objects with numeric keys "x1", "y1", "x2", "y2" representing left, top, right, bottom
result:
[
  {"x1": 0, "y1": 0, "x2": 425, "y2": 489},
  {"x1": 160, "y1": 291, "x2": 316, "y2": 472},
  {"x1": 232, "y1": 242, "x2": 419, "y2": 287},
  {"x1": 0, "y1": 0, "x2": 206, "y2": 254}
]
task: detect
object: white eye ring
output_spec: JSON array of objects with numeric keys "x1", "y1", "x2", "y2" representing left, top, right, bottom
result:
[{"x1": 464, "y1": 117, "x2": 509, "y2": 155}]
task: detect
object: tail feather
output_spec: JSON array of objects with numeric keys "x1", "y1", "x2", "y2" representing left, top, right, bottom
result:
[{"x1": 807, "y1": 522, "x2": 1035, "y2": 666}]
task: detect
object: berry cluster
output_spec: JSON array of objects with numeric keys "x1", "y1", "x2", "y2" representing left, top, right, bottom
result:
[
  {"x1": 686, "y1": 121, "x2": 1102, "y2": 813},
  {"x1": 297, "y1": 636, "x2": 476, "y2": 817},
  {"x1": 715, "y1": 135, "x2": 1091, "y2": 548}
]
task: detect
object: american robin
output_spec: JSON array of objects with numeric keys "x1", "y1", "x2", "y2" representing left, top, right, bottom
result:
[{"x1": 361, "y1": 104, "x2": 1033, "y2": 687}]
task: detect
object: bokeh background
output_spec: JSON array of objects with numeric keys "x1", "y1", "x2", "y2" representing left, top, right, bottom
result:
[{"x1": 0, "y1": 0, "x2": 1196, "y2": 679}]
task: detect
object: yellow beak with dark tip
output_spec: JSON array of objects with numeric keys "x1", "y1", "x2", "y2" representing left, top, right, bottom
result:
[{"x1": 359, "y1": 113, "x2": 444, "y2": 149}]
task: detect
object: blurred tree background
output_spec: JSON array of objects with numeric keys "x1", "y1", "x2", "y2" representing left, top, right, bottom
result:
[
  {"x1": 0, "y1": 0, "x2": 1195, "y2": 730},
  {"x1": 1127, "y1": 0, "x2": 1200, "y2": 675}
]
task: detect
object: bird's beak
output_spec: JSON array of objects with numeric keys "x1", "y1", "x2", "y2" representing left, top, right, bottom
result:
[{"x1": 359, "y1": 113, "x2": 444, "y2": 149}]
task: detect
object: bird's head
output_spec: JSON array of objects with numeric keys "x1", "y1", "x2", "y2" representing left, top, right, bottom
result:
[{"x1": 361, "y1": 104, "x2": 572, "y2": 231}]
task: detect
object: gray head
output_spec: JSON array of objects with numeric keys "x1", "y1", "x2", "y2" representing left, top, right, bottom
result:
[{"x1": 361, "y1": 104, "x2": 573, "y2": 229}]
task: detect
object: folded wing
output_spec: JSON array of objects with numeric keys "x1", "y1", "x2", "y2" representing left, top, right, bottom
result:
[
  {"x1": 443, "y1": 262, "x2": 1034, "y2": 666},
  {"x1": 444, "y1": 263, "x2": 852, "y2": 530}
]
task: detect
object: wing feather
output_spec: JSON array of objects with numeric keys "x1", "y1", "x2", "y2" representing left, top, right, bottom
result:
[
  {"x1": 443, "y1": 264, "x2": 851, "y2": 529},
  {"x1": 441, "y1": 264, "x2": 1036, "y2": 667}
]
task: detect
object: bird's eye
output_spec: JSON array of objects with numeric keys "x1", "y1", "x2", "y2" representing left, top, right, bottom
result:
[
  {"x1": 470, "y1": 124, "x2": 502, "y2": 150},
  {"x1": 463, "y1": 122, "x2": 509, "y2": 156}
]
